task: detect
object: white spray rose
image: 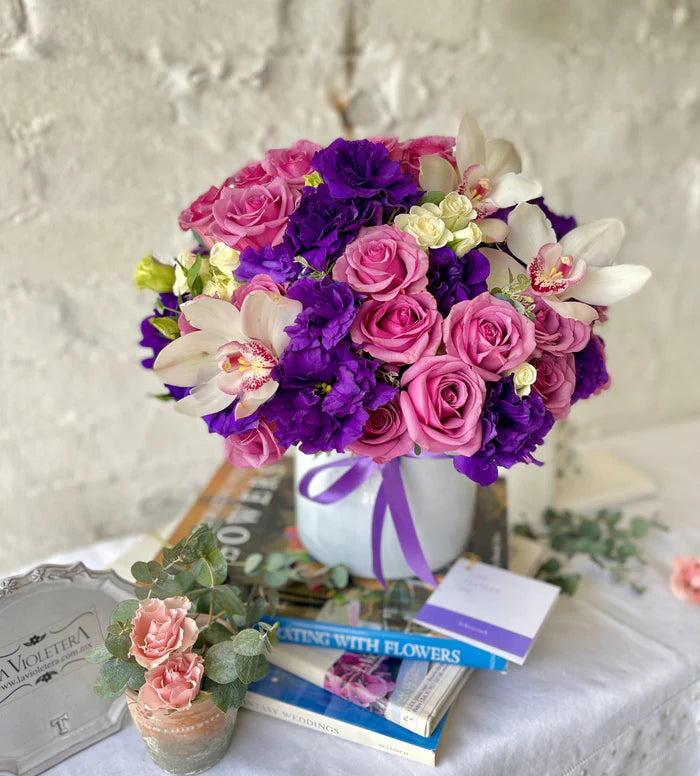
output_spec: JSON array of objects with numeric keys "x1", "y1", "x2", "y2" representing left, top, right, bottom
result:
[
  {"x1": 508, "y1": 362, "x2": 538, "y2": 397},
  {"x1": 394, "y1": 204, "x2": 453, "y2": 250},
  {"x1": 438, "y1": 192, "x2": 478, "y2": 232}
]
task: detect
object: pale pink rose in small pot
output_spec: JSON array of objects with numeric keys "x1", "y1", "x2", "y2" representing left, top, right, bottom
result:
[
  {"x1": 532, "y1": 352, "x2": 576, "y2": 420},
  {"x1": 178, "y1": 185, "x2": 222, "y2": 236},
  {"x1": 398, "y1": 135, "x2": 456, "y2": 181},
  {"x1": 347, "y1": 398, "x2": 414, "y2": 464},
  {"x1": 350, "y1": 292, "x2": 442, "y2": 365},
  {"x1": 399, "y1": 355, "x2": 486, "y2": 456},
  {"x1": 532, "y1": 297, "x2": 591, "y2": 358},
  {"x1": 332, "y1": 225, "x2": 429, "y2": 301},
  {"x1": 211, "y1": 180, "x2": 300, "y2": 252},
  {"x1": 138, "y1": 652, "x2": 204, "y2": 712},
  {"x1": 443, "y1": 292, "x2": 537, "y2": 381},
  {"x1": 231, "y1": 274, "x2": 286, "y2": 309},
  {"x1": 262, "y1": 139, "x2": 323, "y2": 187},
  {"x1": 224, "y1": 419, "x2": 286, "y2": 468},
  {"x1": 129, "y1": 597, "x2": 198, "y2": 669},
  {"x1": 224, "y1": 160, "x2": 273, "y2": 188},
  {"x1": 669, "y1": 556, "x2": 700, "y2": 605}
]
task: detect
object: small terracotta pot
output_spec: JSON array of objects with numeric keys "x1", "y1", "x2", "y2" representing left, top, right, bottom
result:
[{"x1": 126, "y1": 690, "x2": 237, "y2": 775}]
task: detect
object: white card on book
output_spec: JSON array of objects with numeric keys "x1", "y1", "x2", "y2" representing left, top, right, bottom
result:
[{"x1": 413, "y1": 558, "x2": 560, "y2": 665}]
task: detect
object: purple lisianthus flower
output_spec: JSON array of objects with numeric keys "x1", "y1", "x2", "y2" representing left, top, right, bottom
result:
[
  {"x1": 263, "y1": 341, "x2": 395, "y2": 454},
  {"x1": 235, "y1": 242, "x2": 299, "y2": 284},
  {"x1": 427, "y1": 246, "x2": 490, "y2": 317},
  {"x1": 311, "y1": 139, "x2": 420, "y2": 210},
  {"x1": 203, "y1": 401, "x2": 260, "y2": 437},
  {"x1": 496, "y1": 196, "x2": 577, "y2": 241},
  {"x1": 139, "y1": 292, "x2": 182, "y2": 368},
  {"x1": 285, "y1": 276, "x2": 357, "y2": 350},
  {"x1": 572, "y1": 334, "x2": 610, "y2": 403},
  {"x1": 453, "y1": 376, "x2": 554, "y2": 486},
  {"x1": 285, "y1": 184, "x2": 383, "y2": 270}
]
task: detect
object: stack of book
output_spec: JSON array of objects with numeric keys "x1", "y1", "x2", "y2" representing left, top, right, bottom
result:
[{"x1": 159, "y1": 456, "x2": 546, "y2": 766}]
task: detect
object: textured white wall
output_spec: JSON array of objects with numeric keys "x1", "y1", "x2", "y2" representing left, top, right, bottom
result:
[{"x1": 2, "y1": 0, "x2": 698, "y2": 572}]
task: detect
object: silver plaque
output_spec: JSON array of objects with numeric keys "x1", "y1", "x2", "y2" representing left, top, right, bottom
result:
[{"x1": 0, "y1": 563, "x2": 134, "y2": 776}]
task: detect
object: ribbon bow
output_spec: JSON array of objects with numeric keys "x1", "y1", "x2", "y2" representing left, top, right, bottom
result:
[{"x1": 298, "y1": 453, "x2": 446, "y2": 588}]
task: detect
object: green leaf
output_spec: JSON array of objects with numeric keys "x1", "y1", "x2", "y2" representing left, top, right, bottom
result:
[
  {"x1": 151, "y1": 393, "x2": 175, "y2": 402},
  {"x1": 127, "y1": 666, "x2": 146, "y2": 690},
  {"x1": 110, "y1": 599, "x2": 140, "y2": 626},
  {"x1": 190, "y1": 229, "x2": 207, "y2": 248},
  {"x1": 151, "y1": 576, "x2": 189, "y2": 598},
  {"x1": 94, "y1": 659, "x2": 138, "y2": 700},
  {"x1": 419, "y1": 190, "x2": 445, "y2": 206},
  {"x1": 212, "y1": 585, "x2": 245, "y2": 616},
  {"x1": 233, "y1": 628, "x2": 265, "y2": 657},
  {"x1": 329, "y1": 565, "x2": 349, "y2": 589},
  {"x1": 264, "y1": 570, "x2": 289, "y2": 588},
  {"x1": 131, "y1": 561, "x2": 153, "y2": 585},
  {"x1": 209, "y1": 679, "x2": 247, "y2": 713},
  {"x1": 234, "y1": 653, "x2": 268, "y2": 684},
  {"x1": 186, "y1": 254, "x2": 202, "y2": 293},
  {"x1": 245, "y1": 596, "x2": 267, "y2": 625},
  {"x1": 538, "y1": 558, "x2": 561, "y2": 575},
  {"x1": 134, "y1": 585, "x2": 150, "y2": 600},
  {"x1": 204, "y1": 641, "x2": 238, "y2": 684},
  {"x1": 85, "y1": 643, "x2": 112, "y2": 664},
  {"x1": 105, "y1": 632, "x2": 131, "y2": 659},
  {"x1": 265, "y1": 552, "x2": 287, "y2": 572},
  {"x1": 629, "y1": 517, "x2": 649, "y2": 538},
  {"x1": 413, "y1": 443, "x2": 421, "y2": 456},
  {"x1": 186, "y1": 587, "x2": 211, "y2": 602},
  {"x1": 192, "y1": 548, "x2": 228, "y2": 587},
  {"x1": 147, "y1": 561, "x2": 167, "y2": 581},
  {"x1": 548, "y1": 574, "x2": 581, "y2": 596},
  {"x1": 243, "y1": 553, "x2": 264, "y2": 575},
  {"x1": 148, "y1": 316, "x2": 180, "y2": 340},
  {"x1": 200, "y1": 622, "x2": 234, "y2": 646}
]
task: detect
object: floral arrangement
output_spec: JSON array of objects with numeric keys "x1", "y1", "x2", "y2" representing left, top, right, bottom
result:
[
  {"x1": 136, "y1": 111, "x2": 650, "y2": 487},
  {"x1": 87, "y1": 525, "x2": 277, "y2": 714}
]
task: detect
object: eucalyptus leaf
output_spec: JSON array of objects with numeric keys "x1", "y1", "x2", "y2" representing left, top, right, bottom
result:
[
  {"x1": 204, "y1": 641, "x2": 239, "y2": 684},
  {"x1": 629, "y1": 517, "x2": 649, "y2": 538},
  {"x1": 232, "y1": 628, "x2": 265, "y2": 657},
  {"x1": 151, "y1": 576, "x2": 188, "y2": 598},
  {"x1": 85, "y1": 643, "x2": 112, "y2": 664},
  {"x1": 200, "y1": 622, "x2": 235, "y2": 646},
  {"x1": 94, "y1": 659, "x2": 137, "y2": 700},
  {"x1": 329, "y1": 566, "x2": 349, "y2": 589},
  {"x1": 264, "y1": 570, "x2": 289, "y2": 588},
  {"x1": 245, "y1": 596, "x2": 267, "y2": 625},
  {"x1": 234, "y1": 653, "x2": 267, "y2": 684},
  {"x1": 212, "y1": 585, "x2": 245, "y2": 616},
  {"x1": 131, "y1": 561, "x2": 152, "y2": 585},
  {"x1": 244, "y1": 553, "x2": 264, "y2": 575},
  {"x1": 127, "y1": 666, "x2": 147, "y2": 690},
  {"x1": 105, "y1": 632, "x2": 131, "y2": 660},
  {"x1": 192, "y1": 548, "x2": 227, "y2": 587},
  {"x1": 147, "y1": 560, "x2": 167, "y2": 581},
  {"x1": 265, "y1": 552, "x2": 287, "y2": 572},
  {"x1": 209, "y1": 679, "x2": 247, "y2": 713},
  {"x1": 110, "y1": 599, "x2": 140, "y2": 626}
]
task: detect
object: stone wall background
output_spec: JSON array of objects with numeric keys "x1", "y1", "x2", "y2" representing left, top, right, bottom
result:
[{"x1": 2, "y1": 0, "x2": 698, "y2": 572}]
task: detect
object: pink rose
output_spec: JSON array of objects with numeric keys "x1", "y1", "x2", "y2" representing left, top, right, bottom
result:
[
  {"x1": 443, "y1": 292, "x2": 537, "y2": 381},
  {"x1": 369, "y1": 136, "x2": 400, "y2": 157},
  {"x1": 178, "y1": 185, "x2": 221, "y2": 235},
  {"x1": 532, "y1": 297, "x2": 591, "y2": 357},
  {"x1": 138, "y1": 652, "x2": 204, "y2": 712},
  {"x1": 333, "y1": 225, "x2": 429, "y2": 301},
  {"x1": 399, "y1": 355, "x2": 486, "y2": 456},
  {"x1": 224, "y1": 160, "x2": 273, "y2": 188},
  {"x1": 669, "y1": 556, "x2": 700, "y2": 605},
  {"x1": 129, "y1": 597, "x2": 198, "y2": 669},
  {"x1": 210, "y1": 179, "x2": 300, "y2": 251},
  {"x1": 224, "y1": 419, "x2": 286, "y2": 468},
  {"x1": 347, "y1": 398, "x2": 413, "y2": 464},
  {"x1": 231, "y1": 274, "x2": 285, "y2": 309},
  {"x1": 262, "y1": 139, "x2": 322, "y2": 187},
  {"x1": 397, "y1": 135, "x2": 456, "y2": 180},
  {"x1": 350, "y1": 292, "x2": 442, "y2": 365},
  {"x1": 532, "y1": 352, "x2": 576, "y2": 420}
]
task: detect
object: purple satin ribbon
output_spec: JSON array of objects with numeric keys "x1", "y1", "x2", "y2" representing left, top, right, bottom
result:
[{"x1": 298, "y1": 453, "x2": 446, "y2": 588}]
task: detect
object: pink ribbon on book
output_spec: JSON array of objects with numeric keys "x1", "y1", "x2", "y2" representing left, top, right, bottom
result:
[{"x1": 297, "y1": 453, "x2": 445, "y2": 588}]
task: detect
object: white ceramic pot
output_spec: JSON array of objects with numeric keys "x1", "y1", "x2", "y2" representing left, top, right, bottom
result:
[{"x1": 294, "y1": 451, "x2": 477, "y2": 579}]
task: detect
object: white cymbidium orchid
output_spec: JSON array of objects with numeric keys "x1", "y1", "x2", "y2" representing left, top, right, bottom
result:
[
  {"x1": 482, "y1": 203, "x2": 651, "y2": 323},
  {"x1": 153, "y1": 291, "x2": 303, "y2": 419},
  {"x1": 418, "y1": 113, "x2": 542, "y2": 243}
]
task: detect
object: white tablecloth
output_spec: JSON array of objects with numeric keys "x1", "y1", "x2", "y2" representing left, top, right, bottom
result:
[{"x1": 41, "y1": 420, "x2": 700, "y2": 776}]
